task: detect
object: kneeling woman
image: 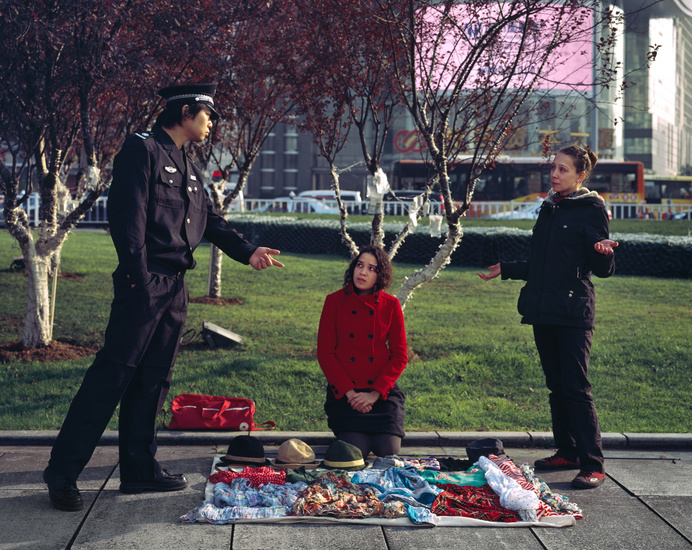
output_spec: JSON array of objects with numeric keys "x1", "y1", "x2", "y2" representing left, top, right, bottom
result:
[{"x1": 317, "y1": 245, "x2": 408, "y2": 458}]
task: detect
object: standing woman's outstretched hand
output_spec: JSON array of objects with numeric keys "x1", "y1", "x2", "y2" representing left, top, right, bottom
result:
[
  {"x1": 594, "y1": 239, "x2": 619, "y2": 255},
  {"x1": 478, "y1": 263, "x2": 501, "y2": 281}
]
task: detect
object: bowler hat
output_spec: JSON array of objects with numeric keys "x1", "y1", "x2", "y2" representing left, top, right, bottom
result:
[
  {"x1": 320, "y1": 440, "x2": 368, "y2": 471},
  {"x1": 270, "y1": 439, "x2": 320, "y2": 470},
  {"x1": 218, "y1": 435, "x2": 270, "y2": 467},
  {"x1": 466, "y1": 438, "x2": 505, "y2": 463},
  {"x1": 158, "y1": 82, "x2": 220, "y2": 120}
]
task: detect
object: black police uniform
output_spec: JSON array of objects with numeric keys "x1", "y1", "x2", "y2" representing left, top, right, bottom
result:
[{"x1": 48, "y1": 124, "x2": 257, "y2": 483}]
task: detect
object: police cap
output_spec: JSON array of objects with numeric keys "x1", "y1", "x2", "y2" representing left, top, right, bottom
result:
[{"x1": 158, "y1": 82, "x2": 220, "y2": 120}]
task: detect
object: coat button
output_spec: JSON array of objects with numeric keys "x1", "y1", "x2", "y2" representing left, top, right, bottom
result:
[
  {"x1": 188, "y1": 186, "x2": 192, "y2": 192},
  {"x1": 369, "y1": 310, "x2": 374, "y2": 316},
  {"x1": 186, "y1": 218, "x2": 191, "y2": 224},
  {"x1": 352, "y1": 310, "x2": 357, "y2": 314},
  {"x1": 368, "y1": 334, "x2": 373, "y2": 339},
  {"x1": 368, "y1": 357, "x2": 374, "y2": 362},
  {"x1": 194, "y1": 186, "x2": 198, "y2": 192},
  {"x1": 349, "y1": 357, "x2": 355, "y2": 362},
  {"x1": 368, "y1": 380, "x2": 373, "y2": 385},
  {"x1": 169, "y1": 179, "x2": 173, "y2": 184},
  {"x1": 349, "y1": 333, "x2": 355, "y2": 338}
]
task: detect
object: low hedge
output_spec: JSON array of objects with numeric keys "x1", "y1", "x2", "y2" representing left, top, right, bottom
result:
[{"x1": 228, "y1": 215, "x2": 692, "y2": 279}]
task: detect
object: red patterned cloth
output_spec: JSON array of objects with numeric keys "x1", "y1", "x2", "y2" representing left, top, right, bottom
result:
[
  {"x1": 432, "y1": 483, "x2": 521, "y2": 523},
  {"x1": 209, "y1": 466, "x2": 286, "y2": 487},
  {"x1": 488, "y1": 455, "x2": 583, "y2": 520}
]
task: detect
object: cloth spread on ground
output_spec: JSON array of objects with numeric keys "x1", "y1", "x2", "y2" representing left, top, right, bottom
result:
[{"x1": 180, "y1": 454, "x2": 581, "y2": 527}]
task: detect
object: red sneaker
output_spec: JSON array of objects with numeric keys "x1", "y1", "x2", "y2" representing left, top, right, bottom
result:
[
  {"x1": 534, "y1": 454, "x2": 580, "y2": 471},
  {"x1": 571, "y1": 471, "x2": 606, "y2": 489}
]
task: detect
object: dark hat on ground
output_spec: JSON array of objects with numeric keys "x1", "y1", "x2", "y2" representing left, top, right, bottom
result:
[
  {"x1": 158, "y1": 82, "x2": 220, "y2": 120},
  {"x1": 466, "y1": 438, "x2": 505, "y2": 463},
  {"x1": 270, "y1": 438, "x2": 320, "y2": 470},
  {"x1": 320, "y1": 440, "x2": 368, "y2": 471},
  {"x1": 218, "y1": 435, "x2": 270, "y2": 467}
]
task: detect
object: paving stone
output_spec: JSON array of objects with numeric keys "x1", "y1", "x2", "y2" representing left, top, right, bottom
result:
[
  {"x1": 606, "y1": 458, "x2": 692, "y2": 497},
  {"x1": 383, "y1": 525, "x2": 544, "y2": 549},
  {"x1": 233, "y1": 523, "x2": 387, "y2": 549}
]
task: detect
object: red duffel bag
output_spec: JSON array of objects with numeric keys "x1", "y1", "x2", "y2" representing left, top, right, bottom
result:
[{"x1": 163, "y1": 393, "x2": 276, "y2": 431}]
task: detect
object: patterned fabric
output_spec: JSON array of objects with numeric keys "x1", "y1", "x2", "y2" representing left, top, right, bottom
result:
[
  {"x1": 181, "y1": 503, "x2": 289, "y2": 524},
  {"x1": 290, "y1": 472, "x2": 406, "y2": 519},
  {"x1": 418, "y1": 467, "x2": 487, "y2": 488},
  {"x1": 432, "y1": 483, "x2": 521, "y2": 523},
  {"x1": 212, "y1": 478, "x2": 307, "y2": 508},
  {"x1": 209, "y1": 466, "x2": 286, "y2": 487},
  {"x1": 351, "y1": 466, "x2": 442, "y2": 507},
  {"x1": 478, "y1": 456, "x2": 540, "y2": 522},
  {"x1": 521, "y1": 464, "x2": 583, "y2": 517},
  {"x1": 487, "y1": 455, "x2": 583, "y2": 520}
]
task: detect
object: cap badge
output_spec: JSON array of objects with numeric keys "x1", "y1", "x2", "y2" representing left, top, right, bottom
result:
[{"x1": 164, "y1": 166, "x2": 177, "y2": 173}]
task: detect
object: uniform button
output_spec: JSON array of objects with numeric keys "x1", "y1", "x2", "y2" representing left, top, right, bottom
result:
[
  {"x1": 168, "y1": 179, "x2": 173, "y2": 184},
  {"x1": 186, "y1": 218, "x2": 191, "y2": 224},
  {"x1": 349, "y1": 333, "x2": 355, "y2": 338},
  {"x1": 194, "y1": 186, "x2": 198, "y2": 192},
  {"x1": 368, "y1": 357, "x2": 374, "y2": 362},
  {"x1": 187, "y1": 186, "x2": 192, "y2": 192},
  {"x1": 349, "y1": 357, "x2": 355, "y2": 362},
  {"x1": 368, "y1": 334, "x2": 373, "y2": 339}
]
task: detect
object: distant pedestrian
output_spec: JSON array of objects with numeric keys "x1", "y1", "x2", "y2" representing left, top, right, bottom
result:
[
  {"x1": 479, "y1": 145, "x2": 617, "y2": 489},
  {"x1": 43, "y1": 82, "x2": 284, "y2": 511},
  {"x1": 317, "y1": 245, "x2": 408, "y2": 459}
]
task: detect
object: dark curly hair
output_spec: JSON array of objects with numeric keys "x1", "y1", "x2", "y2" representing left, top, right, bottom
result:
[
  {"x1": 558, "y1": 145, "x2": 599, "y2": 184},
  {"x1": 343, "y1": 245, "x2": 393, "y2": 293}
]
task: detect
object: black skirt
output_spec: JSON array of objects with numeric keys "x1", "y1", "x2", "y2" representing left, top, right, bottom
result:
[{"x1": 324, "y1": 383, "x2": 405, "y2": 439}]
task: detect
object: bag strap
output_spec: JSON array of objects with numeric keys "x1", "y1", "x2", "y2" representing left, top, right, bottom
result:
[
  {"x1": 251, "y1": 420, "x2": 277, "y2": 431},
  {"x1": 159, "y1": 407, "x2": 170, "y2": 429},
  {"x1": 200, "y1": 399, "x2": 233, "y2": 420}
]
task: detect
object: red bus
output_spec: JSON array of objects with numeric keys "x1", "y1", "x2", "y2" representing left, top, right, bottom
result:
[{"x1": 392, "y1": 157, "x2": 646, "y2": 218}]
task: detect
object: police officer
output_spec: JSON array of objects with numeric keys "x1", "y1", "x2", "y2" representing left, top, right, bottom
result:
[{"x1": 43, "y1": 83, "x2": 283, "y2": 511}]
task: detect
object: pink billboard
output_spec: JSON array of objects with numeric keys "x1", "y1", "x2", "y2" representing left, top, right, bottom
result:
[{"x1": 418, "y1": 2, "x2": 594, "y2": 92}]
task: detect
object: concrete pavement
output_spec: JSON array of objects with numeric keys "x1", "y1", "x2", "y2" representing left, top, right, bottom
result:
[{"x1": 1, "y1": 431, "x2": 691, "y2": 550}]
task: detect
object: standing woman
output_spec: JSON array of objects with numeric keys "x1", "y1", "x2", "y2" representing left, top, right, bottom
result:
[
  {"x1": 479, "y1": 145, "x2": 618, "y2": 489},
  {"x1": 317, "y1": 245, "x2": 408, "y2": 458}
]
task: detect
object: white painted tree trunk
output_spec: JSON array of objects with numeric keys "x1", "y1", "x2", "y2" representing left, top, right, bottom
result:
[
  {"x1": 396, "y1": 221, "x2": 462, "y2": 310},
  {"x1": 207, "y1": 244, "x2": 224, "y2": 299},
  {"x1": 20, "y1": 242, "x2": 63, "y2": 347}
]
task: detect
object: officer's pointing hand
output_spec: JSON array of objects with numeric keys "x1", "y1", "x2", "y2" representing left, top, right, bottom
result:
[{"x1": 250, "y1": 247, "x2": 285, "y2": 270}]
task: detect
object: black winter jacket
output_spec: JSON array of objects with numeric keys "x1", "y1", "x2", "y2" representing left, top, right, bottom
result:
[{"x1": 501, "y1": 189, "x2": 615, "y2": 329}]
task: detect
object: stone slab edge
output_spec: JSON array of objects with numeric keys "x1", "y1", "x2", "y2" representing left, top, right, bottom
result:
[{"x1": 1, "y1": 430, "x2": 690, "y2": 450}]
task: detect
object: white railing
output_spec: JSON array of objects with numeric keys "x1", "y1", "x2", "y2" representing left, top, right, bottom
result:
[{"x1": 8, "y1": 194, "x2": 691, "y2": 225}]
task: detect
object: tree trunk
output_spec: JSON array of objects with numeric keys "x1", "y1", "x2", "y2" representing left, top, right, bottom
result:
[
  {"x1": 21, "y1": 243, "x2": 59, "y2": 347},
  {"x1": 207, "y1": 244, "x2": 224, "y2": 299},
  {"x1": 396, "y1": 221, "x2": 462, "y2": 310}
]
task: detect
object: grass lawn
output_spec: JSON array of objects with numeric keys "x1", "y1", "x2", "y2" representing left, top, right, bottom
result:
[{"x1": 0, "y1": 226, "x2": 690, "y2": 433}]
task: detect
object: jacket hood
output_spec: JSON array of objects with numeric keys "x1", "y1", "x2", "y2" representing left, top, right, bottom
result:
[{"x1": 544, "y1": 187, "x2": 604, "y2": 206}]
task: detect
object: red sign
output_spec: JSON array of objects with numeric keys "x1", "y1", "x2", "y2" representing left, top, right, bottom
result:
[{"x1": 394, "y1": 129, "x2": 425, "y2": 154}]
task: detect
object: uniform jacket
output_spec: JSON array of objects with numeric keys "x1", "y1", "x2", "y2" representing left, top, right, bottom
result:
[
  {"x1": 107, "y1": 125, "x2": 256, "y2": 285},
  {"x1": 501, "y1": 188, "x2": 615, "y2": 329},
  {"x1": 317, "y1": 286, "x2": 408, "y2": 401}
]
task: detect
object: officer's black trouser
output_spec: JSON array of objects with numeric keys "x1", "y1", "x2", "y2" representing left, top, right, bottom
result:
[
  {"x1": 49, "y1": 271, "x2": 188, "y2": 482},
  {"x1": 533, "y1": 324, "x2": 604, "y2": 473}
]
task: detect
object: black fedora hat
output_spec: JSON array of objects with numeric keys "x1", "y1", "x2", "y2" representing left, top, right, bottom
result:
[
  {"x1": 218, "y1": 435, "x2": 270, "y2": 467},
  {"x1": 466, "y1": 438, "x2": 505, "y2": 462}
]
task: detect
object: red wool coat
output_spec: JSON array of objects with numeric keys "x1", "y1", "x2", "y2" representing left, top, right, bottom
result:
[{"x1": 317, "y1": 286, "x2": 408, "y2": 401}]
